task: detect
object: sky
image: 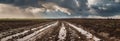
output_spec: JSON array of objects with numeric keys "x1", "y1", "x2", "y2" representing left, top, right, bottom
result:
[{"x1": 0, "y1": 0, "x2": 120, "y2": 19}]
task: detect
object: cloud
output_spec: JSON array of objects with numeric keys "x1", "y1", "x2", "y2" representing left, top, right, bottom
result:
[
  {"x1": 115, "y1": 0, "x2": 120, "y2": 3},
  {"x1": 41, "y1": 2, "x2": 72, "y2": 15},
  {"x1": 0, "y1": 3, "x2": 45, "y2": 18},
  {"x1": 87, "y1": 0, "x2": 100, "y2": 7},
  {"x1": 0, "y1": 4, "x2": 32, "y2": 18},
  {"x1": 25, "y1": 7, "x2": 46, "y2": 17},
  {"x1": 74, "y1": 0, "x2": 80, "y2": 7},
  {"x1": 0, "y1": 0, "x2": 120, "y2": 18},
  {"x1": 0, "y1": 1, "x2": 73, "y2": 18},
  {"x1": 87, "y1": 0, "x2": 120, "y2": 16}
]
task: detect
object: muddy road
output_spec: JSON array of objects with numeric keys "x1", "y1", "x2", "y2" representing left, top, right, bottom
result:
[{"x1": 0, "y1": 20, "x2": 119, "y2": 41}]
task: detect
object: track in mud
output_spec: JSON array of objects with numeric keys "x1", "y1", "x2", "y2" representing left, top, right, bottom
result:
[{"x1": 0, "y1": 21, "x2": 119, "y2": 41}]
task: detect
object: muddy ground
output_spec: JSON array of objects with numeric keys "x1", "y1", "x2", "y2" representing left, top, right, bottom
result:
[{"x1": 0, "y1": 19, "x2": 120, "y2": 41}]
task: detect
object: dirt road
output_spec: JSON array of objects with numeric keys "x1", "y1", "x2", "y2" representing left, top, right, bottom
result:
[{"x1": 0, "y1": 21, "x2": 119, "y2": 41}]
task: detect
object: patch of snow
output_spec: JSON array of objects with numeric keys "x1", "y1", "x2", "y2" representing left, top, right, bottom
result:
[
  {"x1": 58, "y1": 23, "x2": 67, "y2": 41},
  {"x1": 67, "y1": 22, "x2": 101, "y2": 41},
  {"x1": 0, "y1": 23, "x2": 51, "y2": 41},
  {"x1": 17, "y1": 21, "x2": 58, "y2": 41}
]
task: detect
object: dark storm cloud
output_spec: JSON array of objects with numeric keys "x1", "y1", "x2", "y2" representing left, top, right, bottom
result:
[
  {"x1": 0, "y1": 0, "x2": 87, "y2": 12},
  {"x1": 45, "y1": 0, "x2": 89, "y2": 16},
  {"x1": 0, "y1": 0, "x2": 42, "y2": 7},
  {"x1": 89, "y1": 0, "x2": 120, "y2": 16}
]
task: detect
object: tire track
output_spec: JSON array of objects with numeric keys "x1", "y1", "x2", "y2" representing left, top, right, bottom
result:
[
  {"x1": 66, "y1": 22, "x2": 101, "y2": 41},
  {"x1": 0, "y1": 22, "x2": 53, "y2": 40},
  {"x1": 57, "y1": 23, "x2": 67, "y2": 41},
  {"x1": 0, "y1": 22, "x2": 57, "y2": 41},
  {"x1": 34, "y1": 21, "x2": 61, "y2": 41},
  {"x1": 65, "y1": 23, "x2": 87, "y2": 41},
  {"x1": 17, "y1": 21, "x2": 58, "y2": 41},
  {"x1": 0, "y1": 21, "x2": 106, "y2": 41}
]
